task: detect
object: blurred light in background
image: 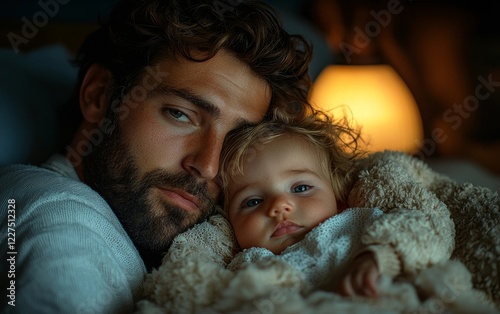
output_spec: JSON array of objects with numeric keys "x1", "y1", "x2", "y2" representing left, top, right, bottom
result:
[{"x1": 310, "y1": 64, "x2": 424, "y2": 154}]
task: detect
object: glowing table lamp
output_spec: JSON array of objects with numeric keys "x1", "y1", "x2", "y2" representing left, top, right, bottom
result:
[{"x1": 309, "y1": 64, "x2": 424, "y2": 154}]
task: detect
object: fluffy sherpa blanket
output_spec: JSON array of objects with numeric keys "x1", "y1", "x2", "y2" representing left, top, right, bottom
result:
[{"x1": 136, "y1": 151, "x2": 500, "y2": 313}]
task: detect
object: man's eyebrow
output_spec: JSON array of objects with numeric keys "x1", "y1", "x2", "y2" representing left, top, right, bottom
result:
[{"x1": 146, "y1": 84, "x2": 220, "y2": 118}]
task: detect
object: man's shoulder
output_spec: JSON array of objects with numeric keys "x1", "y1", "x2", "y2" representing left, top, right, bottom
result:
[
  {"x1": 2, "y1": 154, "x2": 77, "y2": 182},
  {"x1": 1, "y1": 162, "x2": 66, "y2": 181},
  {"x1": 0, "y1": 161, "x2": 141, "y2": 268},
  {"x1": 0, "y1": 161, "x2": 93, "y2": 200},
  {"x1": 0, "y1": 160, "x2": 113, "y2": 226},
  {"x1": 0, "y1": 155, "x2": 91, "y2": 193},
  {"x1": 0, "y1": 164, "x2": 145, "y2": 313}
]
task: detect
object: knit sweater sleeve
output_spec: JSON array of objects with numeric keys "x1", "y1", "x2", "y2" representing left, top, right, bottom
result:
[
  {"x1": 358, "y1": 244, "x2": 401, "y2": 277},
  {"x1": 347, "y1": 151, "x2": 456, "y2": 276},
  {"x1": 0, "y1": 164, "x2": 146, "y2": 314}
]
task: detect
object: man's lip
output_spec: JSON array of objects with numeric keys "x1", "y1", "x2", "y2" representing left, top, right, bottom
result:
[
  {"x1": 271, "y1": 220, "x2": 302, "y2": 238},
  {"x1": 158, "y1": 187, "x2": 200, "y2": 212}
]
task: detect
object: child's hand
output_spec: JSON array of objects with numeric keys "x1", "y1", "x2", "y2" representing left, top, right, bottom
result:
[{"x1": 335, "y1": 251, "x2": 380, "y2": 298}]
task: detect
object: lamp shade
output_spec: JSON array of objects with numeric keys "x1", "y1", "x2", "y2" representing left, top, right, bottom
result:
[{"x1": 309, "y1": 64, "x2": 424, "y2": 154}]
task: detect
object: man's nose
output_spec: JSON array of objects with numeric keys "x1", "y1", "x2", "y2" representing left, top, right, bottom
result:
[{"x1": 182, "y1": 131, "x2": 223, "y2": 180}]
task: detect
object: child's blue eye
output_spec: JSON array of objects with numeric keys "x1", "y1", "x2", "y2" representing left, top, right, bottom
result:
[
  {"x1": 244, "y1": 199, "x2": 262, "y2": 208},
  {"x1": 292, "y1": 185, "x2": 311, "y2": 193}
]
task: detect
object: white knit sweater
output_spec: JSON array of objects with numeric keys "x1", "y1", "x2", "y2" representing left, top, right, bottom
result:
[{"x1": 0, "y1": 154, "x2": 146, "y2": 313}]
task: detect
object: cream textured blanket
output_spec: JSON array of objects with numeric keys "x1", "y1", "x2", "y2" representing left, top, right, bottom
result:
[
  {"x1": 226, "y1": 208, "x2": 384, "y2": 292},
  {"x1": 136, "y1": 151, "x2": 500, "y2": 313}
]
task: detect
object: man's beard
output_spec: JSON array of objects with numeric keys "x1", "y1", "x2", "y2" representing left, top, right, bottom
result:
[{"x1": 82, "y1": 124, "x2": 217, "y2": 259}]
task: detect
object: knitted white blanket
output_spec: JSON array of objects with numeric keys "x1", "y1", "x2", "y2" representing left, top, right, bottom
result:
[
  {"x1": 136, "y1": 151, "x2": 500, "y2": 313},
  {"x1": 227, "y1": 208, "x2": 384, "y2": 293}
]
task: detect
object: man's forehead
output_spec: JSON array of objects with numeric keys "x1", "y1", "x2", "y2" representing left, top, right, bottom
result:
[{"x1": 137, "y1": 50, "x2": 270, "y2": 120}]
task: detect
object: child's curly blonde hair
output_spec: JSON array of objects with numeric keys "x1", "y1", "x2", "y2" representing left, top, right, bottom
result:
[{"x1": 219, "y1": 108, "x2": 365, "y2": 213}]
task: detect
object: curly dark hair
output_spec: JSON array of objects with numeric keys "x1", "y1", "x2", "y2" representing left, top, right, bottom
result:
[{"x1": 59, "y1": 0, "x2": 314, "y2": 148}]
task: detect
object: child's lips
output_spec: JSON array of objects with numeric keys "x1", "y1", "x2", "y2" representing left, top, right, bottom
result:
[{"x1": 271, "y1": 220, "x2": 303, "y2": 238}]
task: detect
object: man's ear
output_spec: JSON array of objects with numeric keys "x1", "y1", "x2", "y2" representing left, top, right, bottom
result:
[{"x1": 79, "y1": 64, "x2": 113, "y2": 123}]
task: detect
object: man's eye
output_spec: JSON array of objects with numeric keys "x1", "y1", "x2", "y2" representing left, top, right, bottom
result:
[
  {"x1": 165, "y1": 108, "x2": 190, "y2": 122},
  {"x1": 292, "y1": 185, "x2": 311, "y2": 193},
  {"x1": 243, "y1": 199, "x2": 262, "y2": 208}
]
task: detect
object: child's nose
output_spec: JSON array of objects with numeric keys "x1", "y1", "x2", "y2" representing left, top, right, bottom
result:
[{"x1": 267, "y1": 195, "x2": 293, "y2": 217}]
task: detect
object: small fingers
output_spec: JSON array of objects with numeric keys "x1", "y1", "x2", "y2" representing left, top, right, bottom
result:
[
  {"x1": 365, "y1": 267, "x2": 380, "y2": 297},
  {"x1": 336, "y1": 252, "x2": 381, "y2": 298},
  {"x1": 353, "y1": 269, "x2": 376, "y2": 298},
  {"x1": 338, "y1": 265, "x2": 379, "y2": 298},
  {"x1": 337, "y1": 273, "x2": 356, "y2": 297}
]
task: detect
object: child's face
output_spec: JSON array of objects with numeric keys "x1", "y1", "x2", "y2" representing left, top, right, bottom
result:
[{"x1": 226, "y1": 135, "x2": 341, "y2": 254}]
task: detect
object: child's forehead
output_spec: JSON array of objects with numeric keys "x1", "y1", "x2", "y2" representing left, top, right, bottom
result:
[
  {"x1": 245, "y1": 134, "x2": 323, "y2": 167},
  {"x1": 254, "y1": 133, "x2": 332, "y2": 176},
  {"x1": 224, "y1": 129, "x2": 329, "y2": 184}
]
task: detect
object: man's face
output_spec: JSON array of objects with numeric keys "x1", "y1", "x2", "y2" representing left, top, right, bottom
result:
[{"x1": 84, "y1": 50, "x2": 270, "y2": 255}]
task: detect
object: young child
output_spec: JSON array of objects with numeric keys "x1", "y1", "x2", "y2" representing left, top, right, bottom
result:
[
  {"x1": 219, "y1": 110, "x2": 398, "y2": 298},
  {"x1": 138, "y1": 108, "x2": 499, "y2": 313}
]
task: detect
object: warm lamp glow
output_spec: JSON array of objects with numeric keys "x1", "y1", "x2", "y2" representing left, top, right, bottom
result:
[{"x1": 309, "y1": 65, "x2": 424, "y2": 154}]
